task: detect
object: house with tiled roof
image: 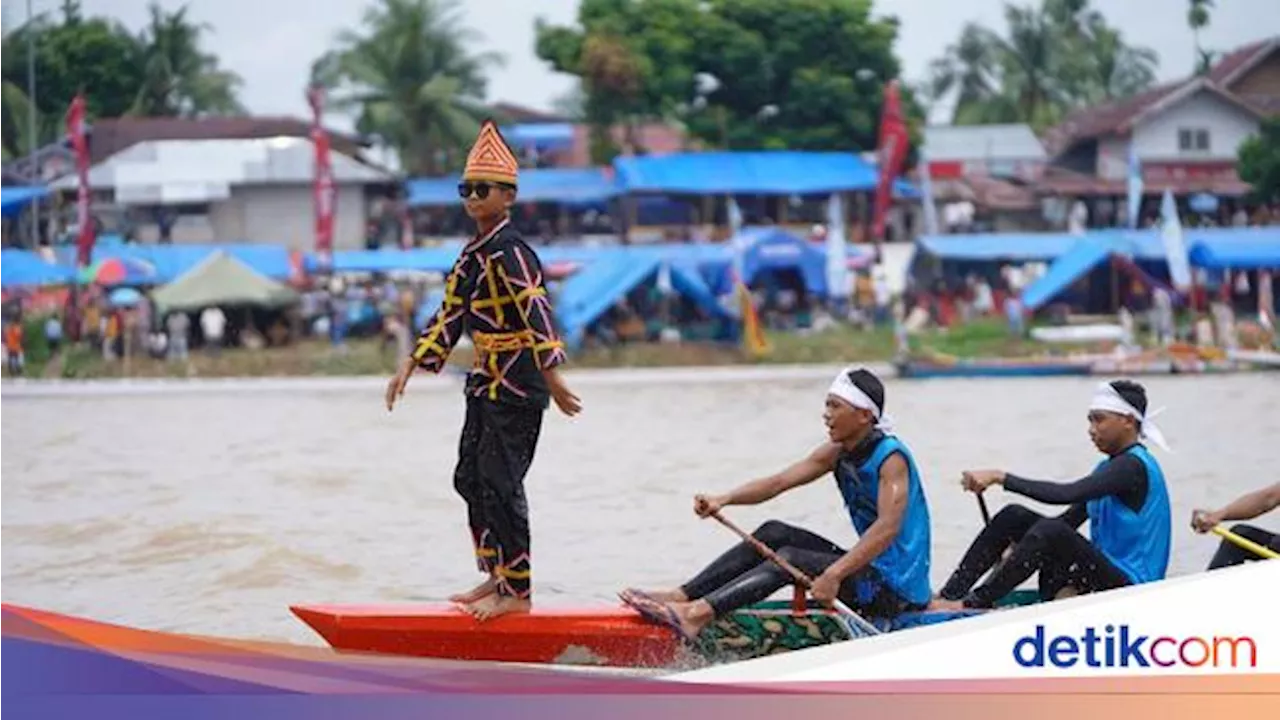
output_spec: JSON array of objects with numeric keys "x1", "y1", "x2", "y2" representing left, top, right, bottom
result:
[
  {"x1": 1036, "y1": 36, "x2": 1278, "y2": 221},
  {"x1": 920, "y1": 123, "x2": 1048, "y2": 230}
]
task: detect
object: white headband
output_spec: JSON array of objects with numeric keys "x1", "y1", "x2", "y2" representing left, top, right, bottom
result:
[
  {"x1": 1089, "y1": 382, "x2": 1170, "y2": 452},
  {"x1": 828, "y1": 369, "x2": 893, "y2": 431}
]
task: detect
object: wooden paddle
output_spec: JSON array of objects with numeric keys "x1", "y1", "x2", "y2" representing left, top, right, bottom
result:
[
  {"x1": 1212, "y1": 525, "x2": 1280, "y2": 560},
  {"x1": 977, "y1": 492, "x2": 992, "y2": 525},
  {"x1": 708, "y1": 510, "x2": 882, "y2": 636}
]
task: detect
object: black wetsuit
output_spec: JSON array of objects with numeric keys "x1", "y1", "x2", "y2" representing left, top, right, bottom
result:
[
  {"x1": 676, "y1": 431, "x2": 922, "y2": 620},
  {"x1": 1208, "y1": 524, "x2": 1279, "y2": 569},
  {"x1": 938, "y1": 447, "x2": 1149, "y2": 608}
]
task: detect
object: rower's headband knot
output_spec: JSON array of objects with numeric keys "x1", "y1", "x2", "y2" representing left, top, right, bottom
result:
[{"x1": 1088, "y1": 382, "x2": 1171, "y2": 452}]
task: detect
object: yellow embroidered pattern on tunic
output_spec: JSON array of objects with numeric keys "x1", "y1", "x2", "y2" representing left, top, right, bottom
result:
[{"x1": 411, "y1": 220, "x2": 566, "y2": 407}]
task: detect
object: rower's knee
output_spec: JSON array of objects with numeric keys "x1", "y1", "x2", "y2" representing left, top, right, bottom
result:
[
  {"x1": 1025, "y1": 517, "x2": 1072, "y2": 544},
  {"x1": 994, "y1": 504, "x2": 1039, "y2": 525},
  {"x1": 772, "y1": 546, "x2": 809, "y2": 578},
  {"x1": 753, "y1": 520, "x2": 797, "y2": 546},
  {"x1": 1228, "y1": 523, "x2": 1270, "y2": 544}
]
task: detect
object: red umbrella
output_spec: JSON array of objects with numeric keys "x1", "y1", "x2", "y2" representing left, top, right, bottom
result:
[{"x1": 78, "y1": 258, "x2": 155, "y2": 286}]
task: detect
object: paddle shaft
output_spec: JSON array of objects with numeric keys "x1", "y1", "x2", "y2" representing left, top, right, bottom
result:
[
  {"x1": 977, "y1": 493, "x2": 992, "y2": 525},
  {"x1": 708, "y1": 510, "x2": 880, "y2": 635},
  {"x1": 1212, "y1": 524, "x2": 1280, "y2": 560}
]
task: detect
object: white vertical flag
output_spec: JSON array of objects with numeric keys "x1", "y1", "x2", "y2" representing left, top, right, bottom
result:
[
  {"x1": 826, "y1": 193, "x2": 850, "y2": 305},
  {"x1": 1127, "y1": 143, "x2": 1144, "y2": 229},
  {"x1": 1160, "y1": 188, "x2": 1192, "y2": 291}
]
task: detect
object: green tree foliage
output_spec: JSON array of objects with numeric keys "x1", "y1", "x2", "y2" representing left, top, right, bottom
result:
[
  {"x1": 0, "y1": 27, "x2": 35, "y2": 158},
  {"x1": 1, "y1": 1, "x2": 243, "y2": 160},
  {"x1": 23, "y1": 1, "x2": 146, "y2": 120},
  {"x1": 1238, "y1": 117, "x2": 1280, "y2": 205},
  {"x1": 311, "y1": 0, "x2": 503, "y2": 176},
  {"x1": 927, "y1": 0, "x2": 1158, "y2": 130},
  {"x1": 535, "y1": 0, "x2": 917, "y2": 160},
  {"x1": 129, "y1": 3, "x2": 244, "y2": 117}
]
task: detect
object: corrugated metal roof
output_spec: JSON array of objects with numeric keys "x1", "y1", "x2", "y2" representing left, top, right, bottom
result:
[
  {"x1": 83, "y1": 116, "x2": 370, "y2": 164},
  {"x1": 923, "y1": 124, "x2": 1047, "y2": 162},
  {"x1": 52, "y1": 138, "x2": 394, "y2": 204}
]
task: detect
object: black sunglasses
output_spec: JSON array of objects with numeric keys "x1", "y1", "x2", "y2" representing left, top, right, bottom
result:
[{"x1": 457, "y1": 181, "x2": 513, "y2": 199}]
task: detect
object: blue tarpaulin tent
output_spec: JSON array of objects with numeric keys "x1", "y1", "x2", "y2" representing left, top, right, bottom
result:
[
  {"x1": 614, "y1": 151, "x2": 889, "y2": 195},
  {"x1": 740, "y1": 227, "x2": 829, "y2": 294},
  {"x1": 50, "y1": 243, "x2": 294, "y2": 283},
  {"x1": 503, "y1": 123, "x2": 575, "y2": 150},
  {"x1": 406, "y1": 168, "x2": 619, "y2": 206},
  {"x1": 922, "y1": 227, "x2": 1279, "y2": 267},
  {"x1": 1018, "y1": 237, "x2": 1116, "y2": 311},
  {"x1": 1, "y1": 185, "x2": 50, "y2": 218},
  {"x1": 0, "y1": 249, "x2": 76, "y2": 289},
  {"x1": 555, "y1": 253, "x2": 663, "y2": 347},
  {"x1": 918, "y1": 232, "x2": 1083, "y2": 262},
  {"x1": 308, "y1": 247, "x2": 460, "y2": 274},
  {"x1": 1189, "y1": 238, "x2": 1280, "y2": 269},
  {"x1": 552, "y1": 251, "x2": 734, "y2": 348}
]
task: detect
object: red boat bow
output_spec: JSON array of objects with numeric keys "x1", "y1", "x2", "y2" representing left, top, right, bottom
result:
[{"x1": 289, "y1": 603, "x2": 681, "y2": 668}]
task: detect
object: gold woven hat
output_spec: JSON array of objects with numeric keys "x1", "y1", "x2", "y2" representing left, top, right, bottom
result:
[{"x1": 462, "y1": 119, "x2": 519, "y2": 186}]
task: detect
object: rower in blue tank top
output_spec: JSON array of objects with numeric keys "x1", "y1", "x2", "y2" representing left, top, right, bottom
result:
[
  {"x1": 618, "y1": 367, "x2": 933, "y2": 642},
  {"x1": 931, "y1": 380, "x2": 1173, "y2": 610}
]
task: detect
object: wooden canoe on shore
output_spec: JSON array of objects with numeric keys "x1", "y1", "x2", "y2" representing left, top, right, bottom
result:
[{"x1": 291, "y1": 592, "x2": 1039, "y2": 669}]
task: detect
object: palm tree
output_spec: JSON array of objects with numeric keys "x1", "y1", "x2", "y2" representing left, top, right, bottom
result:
[
  {"x1": 1090, "y1": 26, "x2": 1159, "y2": 102},
  {"x1": 994, "y1": 4, "x2": 1059, "y2": 127},
  {"x1": 926, "y1": 23, "x2": 1007, "y2": 123},
  {"x1": 130, "y1": 2, "x2": 243, "y2": 116},
  {"x1": 1188, "y1": 0, "x2": 1214, "y2": 74},
  {"x1": 927, "y1": 0, "x2": 1157, "y2": 130},
  {"x1": 311, "y1": 0, "x2": 504, "y2": 176},
  {"x1": 0, "y1": 26, "x2": 35, "y2": 159}
]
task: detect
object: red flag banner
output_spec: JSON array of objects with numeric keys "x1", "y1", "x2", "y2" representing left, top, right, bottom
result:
[
  {"x1": 307, "y1": 86, "x2": 336, "y2": 266},
  {"x1": 65, "y1": 94, "x2": 94, "y2": 267},
  {"x1": 872, "y1": 80, "x2": 909, "y2": 249}
]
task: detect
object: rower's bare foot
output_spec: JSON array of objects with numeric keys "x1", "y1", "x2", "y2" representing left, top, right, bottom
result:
[
  {"x1": 449, "y1": 576, "x2": 498, "y2": 604},
  {"x1": 467, "y1": 594, "x2": 532, "y2": 622},
  {"x1": 667, "y1": 600, "x2": 714, "y2": 639},
  {"x1": 623, "y1": 587, "x2": 688, "y2": 603},
  {"x1": 928, "y1": 598, "x2": 967, "y2": 611}
]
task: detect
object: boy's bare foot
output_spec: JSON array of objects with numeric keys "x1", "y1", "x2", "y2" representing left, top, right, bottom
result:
[
  {"x1": 449, "y1": 576, "x2": 498, "y2": 604},
  {"x1": 466, "y1": 594, "x2": 532, "y2": 622}
]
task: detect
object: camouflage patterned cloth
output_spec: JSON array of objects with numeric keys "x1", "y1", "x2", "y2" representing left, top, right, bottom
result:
[{"x1": 691, "y1": 591, "x2": 1041, "y2": 664}]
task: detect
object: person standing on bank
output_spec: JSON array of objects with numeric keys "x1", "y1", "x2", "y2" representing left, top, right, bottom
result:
[{"x1": 385, "y1": 120, "x2": 582, "y2": 621}]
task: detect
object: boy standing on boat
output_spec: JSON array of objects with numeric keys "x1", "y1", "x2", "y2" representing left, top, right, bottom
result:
[
  {"x1": 931, "y1": 380, "x2": 1172, "y2": 610},
  {"x1": 1192, "y1": 483, "x2": 1280, "y2": 569},
  {"x1": 385, "y1": 120, "x2": 582, "y2": 621},
  {"x1": 621, "y1": 367, "x2": 933, "y2": 640}
]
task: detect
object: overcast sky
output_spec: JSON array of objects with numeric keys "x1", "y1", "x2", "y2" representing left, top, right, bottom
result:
[{"x1": 5, "y1": 0, "x2": 1279, "y2": 129}]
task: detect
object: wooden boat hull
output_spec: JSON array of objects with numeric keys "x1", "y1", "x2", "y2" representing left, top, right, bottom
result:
[
  {"x1": 289, "y1": 603, "x2": 681, "y2": 667},
  {"x1": 292, "y1": 592, "x2": 1039, "y2": 668}
]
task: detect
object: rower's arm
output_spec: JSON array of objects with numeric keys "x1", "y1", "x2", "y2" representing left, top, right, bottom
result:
[
  {"x1": 1212, "y1": 483, "x2": 1280, "y2": 522},
  {"x1": 722, "y1": 443, "x2": 840, "y2": 507},
  {"x1": 822, "y1": 453, "x2": 909, "y2": 582},
  {"x1": 1003, "y1": 454, "x2": 1146, "y2": 507}
]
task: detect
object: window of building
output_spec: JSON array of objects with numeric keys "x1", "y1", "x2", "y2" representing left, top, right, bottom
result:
[{"x1": 1178, "y1": 128, "x2": 1210, "y2": 152}]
